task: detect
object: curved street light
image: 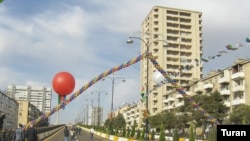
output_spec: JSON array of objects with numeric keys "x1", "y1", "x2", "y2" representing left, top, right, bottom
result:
[
  {"x1": 126, "y1": 33, "x2": 168, "y2": 140},
  {"x1": 102, "y1": 73, "x2": 126, "y2": 134}
]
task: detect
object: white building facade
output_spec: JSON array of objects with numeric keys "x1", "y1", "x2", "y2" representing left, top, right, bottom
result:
[{"x1": 6, "y1": 85, "x2": 52, "y2": 114}]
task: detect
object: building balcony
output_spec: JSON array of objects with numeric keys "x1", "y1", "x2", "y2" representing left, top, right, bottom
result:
[
  {"x1": 163, "y1": 99, "x2": 168, "y2": 103},
  {"x1": 162, "y1": 105, "x2": 174, "y2": 110},
  {"x1": 203, "y1": 83, "x2": 214, "y2": 89},
  {"x1": 232, "y1": 99, "x2": 245, "y2": 105},
  {"x1": 232, "y1": 85, "x2": 245, "y2": 92},
  {"x1": 168, "y1": 105, "x2": 174, "y2": 110},
  {"x1": 168, "y1": 97, "x2": 175, "y2": 101},
  {"x1": 224, "y1": 101, "x2": 230, "y2": 107},
  {"x1": 220, "y1": 89, "x2": 230, "y2": 95},
  {"x1": 153, "y1": 26, "x2": 159, "y2": 30},
  {"x1": 153, "y1": 13, "x2": 159, "y2": 17},
  {"x1": 231, "y1": 72, "x2": 244, "y2": 80},
  {"x1": 153, "y1": 19, "x2": 158, "y2": 23},
  {"x1": 176, "y1": 94, "x2": 183, "y2": 99},
  {"x1": 218, "y1": 77, "x2": 230, "y2": 83},
  {"x1": 176, "y1": 102, "x2": 184, "y2": 107},
  {"x1": 194, "y1": 87, "x2": 203, "y2": 93}
]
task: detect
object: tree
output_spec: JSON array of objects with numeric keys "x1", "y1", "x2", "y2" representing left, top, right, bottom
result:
[
  {"x1": 148, "y1": 110, "x2": 176, "y2": 132},
  {"x1": 230, "y1": 104, "x2": 250, "y2": 124},
  {"x1": 140, "y1": 128, "x2": 145, "y2": 141},
  {"x1": 189, "y1": 123, "x2": 195, "y2": 141},
  {"x1": 104, "y1": 118, "x2": 111, "y2": 127},
  {"x1": 159, "y1": 124, "x2": 166, "y2": 141},
  {"x1": 136, "y1": 129, "x2": 141, "y2": 139},
  {"x1": 104, "y1": 113, "x2": 126, "y2": 134},
  {"x1": 208, "y1": 125, "x2": 216, "y2": 141},
  {"x1": 173, "y1": 128, "x2": 179, "y2": 141},
  {"x1": 179, "y1": 91, "x2": 228, "y2": 128},
  {"x1": 127, "y1": 127, "x2": 131, "y2": 137},
  {"x1": 151, "y1": 129, "x2": 155, "y2": 140},
  {"x1": 122, "y1": 126, "x2": 126, "y2": 137},
  {"x1": 112, "y1": 113, "x2": 126, "y2": 129},
  {"x1": 130, "y1": 120, "x2": 136, "y2": 138}
]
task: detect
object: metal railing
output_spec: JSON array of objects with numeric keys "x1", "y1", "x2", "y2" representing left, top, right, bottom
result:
[{"x1": 0, "y1": 124, "x2": 65, "y2": 141}]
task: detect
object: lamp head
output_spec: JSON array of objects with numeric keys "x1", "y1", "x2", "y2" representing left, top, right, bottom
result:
[
  {"x1": 122, "y1": 79, "x2": 126, "y2": 82},
  {"x1": 126, "y1": 38, "x2": 133, "y2": 44}
]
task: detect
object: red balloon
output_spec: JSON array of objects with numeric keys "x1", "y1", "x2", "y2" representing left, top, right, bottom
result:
[{"x1": 52, "y1": 72, "x2": 75, "y2": 96}]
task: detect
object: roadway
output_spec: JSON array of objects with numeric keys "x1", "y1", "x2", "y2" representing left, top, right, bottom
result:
[{"x1": 44, "y1": 126, "x2": 108, "y2": 141}]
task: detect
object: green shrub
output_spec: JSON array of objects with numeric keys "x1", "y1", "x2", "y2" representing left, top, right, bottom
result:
[
  {"x1": 159, "y1": 124, "x2": 166, "y2": 141},
  {"x1": 208, "y1": 126, "x2": 216, "y2": 141},
  {"x1": 189, "y1": 124, "x2": 195, "y2": 141},
  {"x1": 173, "y1": 129, "x2": 179, "y2": 141}
]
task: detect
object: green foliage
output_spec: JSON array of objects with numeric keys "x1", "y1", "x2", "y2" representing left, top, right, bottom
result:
[
  {"x1": 173, "y1": 129, "x2": 179, "y2": 141},
  {"x1": 208, "y1": 126, "x2": 216, "y2": 141},
  {"x1": 104, "y1": 113, "x2": 126, "y2": 135},
  {"x1": 189, "y1": 123, "x2": 195, "y2": 141},
  {"x1": 242, "y1": 116, "x2": 247, "y2": 125},
  {"x1": 136, "y1": 129, "x2": 141, "y2": 139},
  {"x1": 140, "y1": 128, "x2": 145, "y2": 141},
  {"x1": 131, "y1": 124, "x2": 136, "y2": 138},
  {"x1": 151, "y1": 130, "x2": 155, "y2": 140},
  {"x1": 115, "y1": 128, "x2": 119, "y2": 135},
  {"x1": 0, "y1": 0, "x2": 4, "y2": 3},
  {"x1": 104, "y1": 118, "x2": 111, "y2": 127},
  {"x1": 148, "y1": 110, "x2": 177, "y2": 130},
  {"x1": 159, "y1": 124, "x2": 166, "y2": 141},
  {"x1": 179, "y1": 90, "x2": 228, "y2": 126},
  {"x1": 127, "y1": 128, "x2": 131, "y2": 137},
  {"x1": 122, "y1": 126, "x2": 126, "y2": 137},
  {"x1": 113, "y1": 113, "x2": 126, "y2": 129},
  {"x1": 230, "y1": 104, "x2": 250, "y2": 124}
]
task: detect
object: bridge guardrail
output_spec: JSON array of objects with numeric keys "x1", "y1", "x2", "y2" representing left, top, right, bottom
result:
[{"x1": 0, "y1": 124, "x2": 65, "y2": 141}]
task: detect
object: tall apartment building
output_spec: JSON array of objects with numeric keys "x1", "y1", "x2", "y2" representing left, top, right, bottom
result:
[
  {"x1": 6, "y1": 85, "x2": 52, "y2": 114},
  {"x1": 140, "y1": 6, "x2": 203, "y2": 118}
]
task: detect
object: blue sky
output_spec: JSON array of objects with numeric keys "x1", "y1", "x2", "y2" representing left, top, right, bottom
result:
[{"x1": 0, "y1": 0, "x2": 250, "y2": 124}]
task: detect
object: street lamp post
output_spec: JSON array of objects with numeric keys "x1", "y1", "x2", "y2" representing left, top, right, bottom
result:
[
  {"x1": 91, "y1": 89, "x2": 108, "y2": 127},
  {"x1": 102, "y1": 73, "x2": 126, "y2": 134},
  {"x1": 127, "y1": 33, "x2": 168, "y2": 140}
]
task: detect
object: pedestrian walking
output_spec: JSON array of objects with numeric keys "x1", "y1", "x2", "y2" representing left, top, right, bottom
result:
[
  {"x1": 64, "y1": 126, "x2": 69, "y2": 141},
  {"x1": 25, "y1": 124, "x2": 38, "y2": 141},
  {"x1": 70, "y1": 128, "x2": 75, "y2": 141},
  {"x1": 90, "y1": 127, "x2": 94, "y2": 139},
  {"x1": 13, "y1": 124, "x2": 25, "y2": 141}
]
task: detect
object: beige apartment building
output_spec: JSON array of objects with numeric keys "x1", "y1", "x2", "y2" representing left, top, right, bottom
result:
[
  {"x1": 116, "y1": 58, "x2": 250, "y2": 128},
  {"x1": 167, "y1": 58, "x2": 250, "y2": 117},
  {"x1": 112, "y1": 102, "x2": 140, "y2": 129},
  {"x1": 17, "y1": 100, "x2": 42, "y2": 126},
  {"x1": 194, "y1": 59, "x2": 250, "y2": 111},
  {"x1": 139, "y1": 6, "x2": 203, "y2": 123}
]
